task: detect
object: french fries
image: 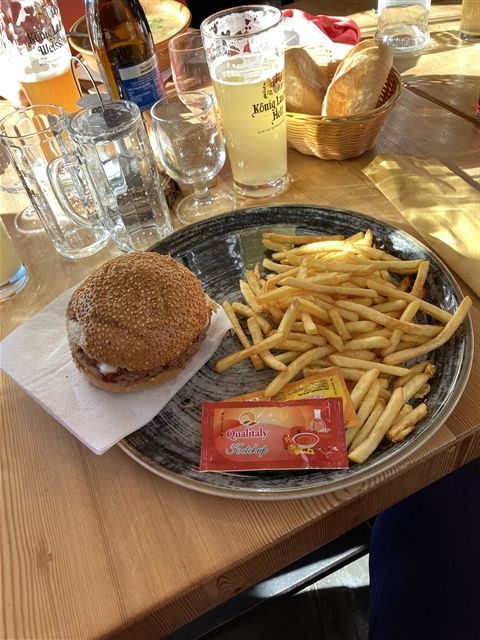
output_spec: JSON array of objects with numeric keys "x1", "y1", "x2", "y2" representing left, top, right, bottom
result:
[{"x1": 215, "y1": 229, "x2": 472, "y2": 465}]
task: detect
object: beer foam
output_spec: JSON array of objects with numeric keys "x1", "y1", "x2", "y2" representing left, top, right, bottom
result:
[
  {"x1": 207, "y1": 9, "x2": 275, "y2": 36},
  {"x1": 18, "y1": 57, "x2": 71, "y2": 84}
]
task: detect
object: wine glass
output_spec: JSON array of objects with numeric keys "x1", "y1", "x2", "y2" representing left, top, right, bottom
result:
[
  {"x1": 0, "y1": 103, "x2": 44, "y2": 234},
  {"x1": 150, "y1": 91, "x2": 234, "y2": 224},
  {"x1": 168, "y1": 30, "x2": 214, "y2": 97}
]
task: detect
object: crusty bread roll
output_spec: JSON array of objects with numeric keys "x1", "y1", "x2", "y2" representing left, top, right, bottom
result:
[
  {"x1": 285, "y1": 46, "x2": 332, "y2": 115},
  {"x1": 321, "y1": 40, "x2": 394, "y2": 117}
]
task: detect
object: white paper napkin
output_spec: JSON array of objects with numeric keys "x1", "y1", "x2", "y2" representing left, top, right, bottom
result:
[
  {"x1": 284, "y1": 11, "x2": 334, "y2": 47},
  {"x1": 283, "y1": 11, "x2": 352, "y2": 60},
  {"x1": 0, "y1": 287, "x2": 232, "y2": 455}
]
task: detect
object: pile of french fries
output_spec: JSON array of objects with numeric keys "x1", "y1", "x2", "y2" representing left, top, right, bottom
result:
[{"x1": 214, "y1": 229, "x2": 472, "y2": 464}]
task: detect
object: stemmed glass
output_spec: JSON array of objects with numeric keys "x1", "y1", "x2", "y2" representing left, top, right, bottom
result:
[
  {"x1": 150, "y1": 91, "x2": 234, "y2": 224},
  {"x1": 168, "y1": 30, "x2": 214, "y2": 97}
]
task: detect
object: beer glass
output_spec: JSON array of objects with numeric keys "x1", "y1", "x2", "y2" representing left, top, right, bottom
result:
[
  {"x1": 56, "y1": 99, "x2": 173, "y2": 252},
  {"x1": 201, "y1": 5, "x2": 288, "y2": 199},
  {"x1": 0, "y1": 104, "x2": 110, "y2": 260},
  {"x1": 459, "y1": 0, "x2": 480, "y2": 42},
  {"x1": 0, "y1": 0, "x2": 82, "y2": 114},
  {"x1": 151, "y1": 91, "x2": 233, "y2": 223}
]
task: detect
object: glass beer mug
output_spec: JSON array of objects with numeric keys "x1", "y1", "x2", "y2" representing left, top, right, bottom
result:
[
  {"x1": 0, "y1": 104, "x2": 110, "y2": 260},
  {"x1": 51, "y1": 99, "x2": 173, "y2": 252}
]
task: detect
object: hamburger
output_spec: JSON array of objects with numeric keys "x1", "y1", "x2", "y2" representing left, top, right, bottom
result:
[{"x1": 67, "y1": 252, "x2": 214, "y2": 392}]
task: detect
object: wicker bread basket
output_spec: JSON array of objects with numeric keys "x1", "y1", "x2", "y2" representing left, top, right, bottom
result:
[{"x1": 286, "y1": 62, "x2": 402, "y2": 160}]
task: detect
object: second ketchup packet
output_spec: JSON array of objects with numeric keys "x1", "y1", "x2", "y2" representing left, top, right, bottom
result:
[
  {"x1": 200, "y1": 397, "x2": 348, "y2": 472},
  {"x1": 228, "y1": 368, "x2": 358, "y2": 429}
]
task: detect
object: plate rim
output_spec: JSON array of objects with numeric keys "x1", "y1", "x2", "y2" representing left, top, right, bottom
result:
[{"x1": 118, "y1": 204, "x2": 474, "y2": 500}]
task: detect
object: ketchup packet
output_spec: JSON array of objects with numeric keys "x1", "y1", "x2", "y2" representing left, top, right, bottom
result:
[
  {"x1": 229, "y1": 368, "x2": 358, "y2": 429},
  {"x1": 200, "y1": 398, "x2": 348, "y2": 472}
]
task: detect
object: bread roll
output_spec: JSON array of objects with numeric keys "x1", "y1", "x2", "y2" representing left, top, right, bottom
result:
[
  {"x1": 285, "y1": 46, "x2": 332, "y2": 115},
  {"x1": 322, "y1": 40, "x2": 394, "y2": 117}
]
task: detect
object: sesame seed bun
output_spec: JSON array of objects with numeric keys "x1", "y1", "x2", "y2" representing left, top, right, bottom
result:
[{"x1": 66, "y1": 252, "x2": 212, "y2": 392}]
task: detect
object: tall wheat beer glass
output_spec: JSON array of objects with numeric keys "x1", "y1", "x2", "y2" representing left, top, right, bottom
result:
[
  {"x1": 201, "y1": 5, "x2": 288, "y2": 198},
  {"x1": 0, "y1": 0, "x2": 81, "y2": 113}
]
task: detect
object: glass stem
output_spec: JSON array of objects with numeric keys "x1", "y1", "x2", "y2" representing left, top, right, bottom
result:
[{"x1": 193, "y1": 181, "x2": 211, "y2": 203}]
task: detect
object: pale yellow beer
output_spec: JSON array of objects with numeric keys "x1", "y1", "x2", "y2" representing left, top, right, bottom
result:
[
  {"x1": 460, "y1": 0, "x2": 480, "y2": 40},
  {"x1": 20, "y1": 65, "x2": 81, "y2": 114},
  {"x1": 212, "y1": 53, "x2": 287, "y2": 194}
]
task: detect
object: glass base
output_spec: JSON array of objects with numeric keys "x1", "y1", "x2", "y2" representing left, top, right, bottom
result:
[
  {"x1": 55, "y1": 231, "x2": 111, "y2": 260},
  {"x1": 233, "y1": 173, "x2": 289, "y2": 199},
  {"x1": 14, "y1": 206, "x2": 45, "y2": 235},
  {"x1": 375, "y1": 31, "x2": 430, "y2": 56},
  {"x1": 175, "y1": 186, "x2": 236, "y2": 225},
  {"x1": 459, "y1": 31, "x2": 480, "y2": 42},
  {"x1": 0, "y1": 263, "x2": 29, "y2": 301}
]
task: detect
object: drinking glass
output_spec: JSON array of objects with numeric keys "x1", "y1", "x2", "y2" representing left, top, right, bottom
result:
[
  {"x1": 459, "y1": 0, "x2": 480, "y2": 42},
  {"x1": 0, "y1": 217, "x2": 29, "y2": 301},
  {"x1": 168, "y1": 30, "x2": 214, "y2": 97},
  {"x1": 0, "y1": 104, "x2": 110, "y2": 260},
  {"x1": 61, "y1": 99, "x2": 173, "y2": 252},
  {"x1": 0, "y1": 0, "x2": 82, "y2": 114},
  {"x1": 375, "y1": 0, "x2": 431, "y2": 55},
  {"x1": 0, "y1": 102, "x2": 44, "y2": 234},
  {"x1": 201, "y1": 5, "x2": 288, "y2": 199},
  {"x1": 150, "y1": 91, "x2": 234, "y2": 224}
]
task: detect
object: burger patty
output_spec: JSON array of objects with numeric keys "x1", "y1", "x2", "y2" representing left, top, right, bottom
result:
[{"x1": 74, "y1": 322, "x2": 210, "y2": 383}]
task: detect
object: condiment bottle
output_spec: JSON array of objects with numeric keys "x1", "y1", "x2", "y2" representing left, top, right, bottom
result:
[{"x1": 85, "y1": 0, "x2": 165, "y2": 111}]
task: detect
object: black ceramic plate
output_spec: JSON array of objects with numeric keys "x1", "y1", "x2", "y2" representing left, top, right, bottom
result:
[{"x1": 118, "y1": 206, "x2": 473, "y2": 500}]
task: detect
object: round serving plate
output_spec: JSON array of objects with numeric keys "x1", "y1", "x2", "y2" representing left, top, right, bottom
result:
[{"x1": 118, "y1": 205, "x2": 473, "y2": 500}]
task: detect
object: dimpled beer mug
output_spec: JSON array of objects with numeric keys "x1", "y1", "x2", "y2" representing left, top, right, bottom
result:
[
  {"x1": 0, "y1": 105, "x2": 110, "y2": 260},
  {"x1": 51, "y1": 99, "x2": 173, "y2": 252},
  {"x1": 201, "y1": 5, "x2": 288, "y2": 198}
]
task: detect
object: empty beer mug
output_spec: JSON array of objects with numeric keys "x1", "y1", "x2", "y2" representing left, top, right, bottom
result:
[
  {"x1": 0, "y1": 105, "x2": 110, "y2": 259},
  {"x1": 54, "y1": 99, "x2": 173, "y2": 253}
]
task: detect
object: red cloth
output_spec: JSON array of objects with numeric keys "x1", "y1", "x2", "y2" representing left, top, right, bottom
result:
[{"x1": 282, "y1": 9, "x2": 361, "y2": 46}]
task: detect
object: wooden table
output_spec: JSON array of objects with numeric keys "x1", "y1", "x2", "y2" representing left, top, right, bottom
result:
[{"x1": 1, "y1": 2, "x2": 479, "y2": 638}]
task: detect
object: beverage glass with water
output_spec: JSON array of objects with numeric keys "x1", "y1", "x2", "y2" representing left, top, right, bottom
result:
[{"x1": 375, "y1": 0, "x2": 431, "y2": 55}]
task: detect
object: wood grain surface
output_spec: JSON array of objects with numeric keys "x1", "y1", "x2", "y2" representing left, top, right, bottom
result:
[{"x1": 1, "y1": 2, "x2": 479, "y2": 638}]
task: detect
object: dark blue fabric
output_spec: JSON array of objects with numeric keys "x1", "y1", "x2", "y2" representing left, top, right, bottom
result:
[{"x1": 368, "y1": 460, "x2": 480, "y2": 640}]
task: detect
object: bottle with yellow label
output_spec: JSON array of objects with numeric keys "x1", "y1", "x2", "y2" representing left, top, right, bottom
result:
[{"x1": 86, "y1": 0, "x2": 165, "y2": 111}]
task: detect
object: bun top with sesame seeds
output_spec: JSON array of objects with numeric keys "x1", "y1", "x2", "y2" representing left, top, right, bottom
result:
[{"x1": 66, "y1": 252, "x2": 210, "y2": 371}]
